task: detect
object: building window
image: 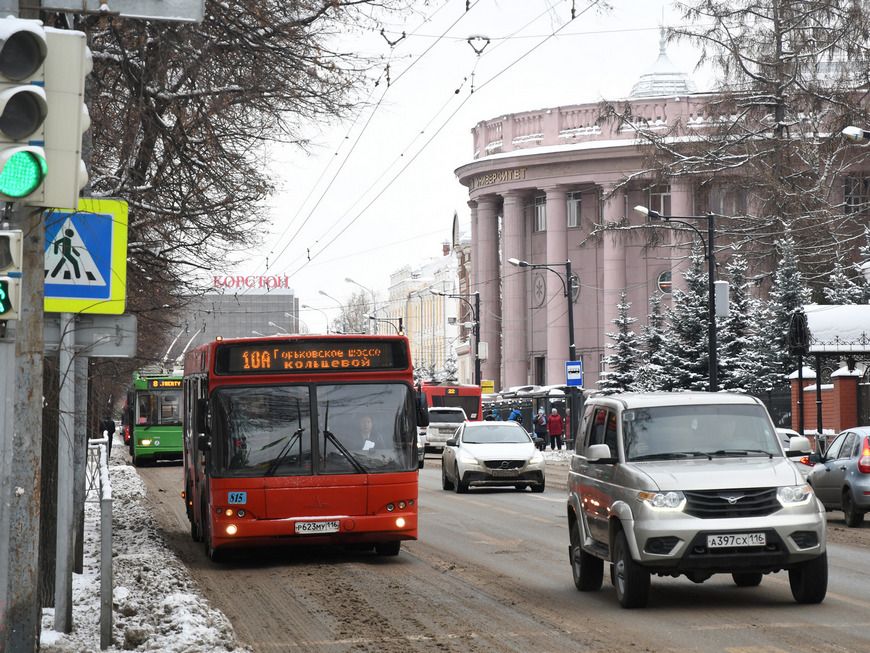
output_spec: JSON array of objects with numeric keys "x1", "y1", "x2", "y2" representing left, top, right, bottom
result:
[
  {"x1": 649, "y1": 185, "x2": 671, "y2": 216},
  {"x1": 845, "y1": 176, "x2": 870, "y2": 214},
  {"x1": 656, "y1": 270, "x2": 672, "y2": 294},
  {"x1": 534, "y1": 195, "x2": 546, "y2": 232},
  {"x1": 534, "y1": 356, "x2": 545, "y2": 386},
  {"x1": 567, "y1": 191, "x2": 582, "y2": 228}
]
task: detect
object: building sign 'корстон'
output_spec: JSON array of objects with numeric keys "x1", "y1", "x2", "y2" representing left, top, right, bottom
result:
[
  {"x1": 213, "y1": 275, "x2": 292, "y2": 289},
  {"x1": 470, "y1": 168, "x2": 526, "y2": 190}
]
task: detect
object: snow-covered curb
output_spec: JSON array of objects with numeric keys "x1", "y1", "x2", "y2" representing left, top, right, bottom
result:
[{"x1": 40, "y1": 441, "x2": 251, "y2": 652}]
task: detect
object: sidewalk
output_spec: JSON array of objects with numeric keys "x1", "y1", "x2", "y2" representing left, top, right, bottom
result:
[{"x1": 39, "y1": 438, "x2": 251, "y2": 652}]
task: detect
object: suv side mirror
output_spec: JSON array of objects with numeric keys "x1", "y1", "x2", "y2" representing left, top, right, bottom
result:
[
  {"x1": 787, "y1": 436, "x2": 811, "y2": 455},
  {"x1": 586, "y1": 443, "x2": 616, "y2": 464},
  {"x1": 445, "y1": 437, "x2": 458, "y2": 447}
]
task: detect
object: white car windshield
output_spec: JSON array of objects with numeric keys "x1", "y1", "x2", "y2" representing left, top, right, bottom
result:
[
  {"x1": 622, "y1": 404, "x2": 780, "y2": 461},
  {"x1": 463, "y1": 424, "x2": 531, "y2": 444}
]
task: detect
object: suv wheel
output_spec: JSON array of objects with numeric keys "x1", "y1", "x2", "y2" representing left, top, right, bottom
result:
[
  {"x1": 789, "y1": 552, "x2": 827, "y2": 604},
  {"x1": 569, "y1": 520, "x2": 603, "y2": 591},
  {"x1": 441, "y1": 464, "x2": 454, "y2": 491},
  {"x1": 842, "y1": 490, "x2": 864, "y2": 527},
  {"x1": 613, "y1": 529, "x2": 650, "y2": 608},
  {"x1": 732, "y1": 572, "x2": 762, "y2": 587}
]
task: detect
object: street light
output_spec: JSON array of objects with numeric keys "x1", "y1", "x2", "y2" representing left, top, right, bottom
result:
[
  {"x1": 268, "y1": 321, "x2": 288, "y2": 334},
  {"x1": 634, "y1": 204, "x2": 719, "y2": 392},
  {"x1": 508, "y1": 257, "x2": 578, "y2": 443},
  {"x1": 430, "y1": 288, "x2": 481, "y2": 386},
  {"x1": 842, "y1": 125, "x2": 870, "y2": 143},
  {"x1": 318, "y1": 290, "x2": 346, "y2": 332},
  {"x1": 346, "y1": 277, "x2": 378, "y2": 333},
  {"x1": 301, "y1": 303, "x2": 330, "y2": 334},
  {"x1": 366, "y1": 314, "x2": 403, "y2": 335}
]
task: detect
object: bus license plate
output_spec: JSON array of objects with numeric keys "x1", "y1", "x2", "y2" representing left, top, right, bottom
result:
[
  {"x1": 707, "y1": 532, "x2": 766, "y2": 548},
  {"x1": 295, "y1": 520, "x2": 340, "y2": 535}
]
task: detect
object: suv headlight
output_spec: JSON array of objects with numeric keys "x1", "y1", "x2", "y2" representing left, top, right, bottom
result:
[
  {"x1": 529, "y1": 451, "x2": 544, "y2": 465},
  {"x1": 638, "y1": 490, "x2": 686, "y2": 510},
  {"x1": 777, "y1": 484, "x2": 813, "y2": 506},
  {"x1": 458, "y1": 453, "x2": 478, "y2": 466}
]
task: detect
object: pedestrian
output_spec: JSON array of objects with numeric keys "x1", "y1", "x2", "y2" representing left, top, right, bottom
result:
[
  {"x1": 533, "y1": 407, "x2": 548, "y2": 450},
  {"x1": 484, "y1": 408, "x2": 500, "y2": 421},
  {"x1": 508, "y1": 406, "x2": 523, "y2": 425},
  {"x1": 547, "y1": 408, "x2": 565, "y2": 451},
  {"x1": 98, "y1": 413, "x2": 116, "y2": 457}
]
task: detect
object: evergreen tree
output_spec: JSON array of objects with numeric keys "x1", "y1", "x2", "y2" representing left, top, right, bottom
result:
[
  {"x1": 598, "y1": 291, "x2": 641, "y2": 394},
  {"x1": 633, "y1": 294, "x2": 670, "y2": 391},
  {"x1": 757, "y1": 227, "x2": 811, "y2": 389},
  {"x1": 660, "y1": 246, "x2": 709, "y2": 391},
  {"x1": 857, "y1": 226, "x2": 870, "y2": 303},
  {"x1": 717, "y1": 254, "x2": 756, "y2": 391},
  {"x1": 823, "y1": 252, "x2": 864, "y2": 304}
]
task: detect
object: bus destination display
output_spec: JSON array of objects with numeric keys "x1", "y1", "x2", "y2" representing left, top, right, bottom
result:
[
  {"x1": 215, "y1": 340, "x2": 408, "y2": 374},
  {"x1": 148, "y1": 379, "x2": 182, "y2": 389}
]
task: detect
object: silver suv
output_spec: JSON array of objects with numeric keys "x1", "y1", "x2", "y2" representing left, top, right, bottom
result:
[
  {"x1": 567, "y1": 392, "x2": 827, "y2": 608},
  {"x1": 424, "y1": 407, "x2": 467, "y2": 452}
]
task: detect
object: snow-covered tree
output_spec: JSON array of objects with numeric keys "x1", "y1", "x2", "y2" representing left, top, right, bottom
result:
[
  {"x1": 334, "y1": 290, "x2": 371, "y2": 334},
  {"x1": 633, "y1": 294, "x2": 670, "y2": 391},
  {"x1": 823, "y1": 252, "x2": 864, "y2": 304},
  {"x1": 717, "y1": 254, "x2": 758, "y2": 391},
  {"x1": 661, "y1": 246, "x2": 710, "y2": 391},
  {"x1": 857, "y1": 226, "x2": 870, "y2": 303},
  {"x1": 598, "y1": 291, "x2": 641, "y2": 394},
  {"x1": 756, "y1": 227, "x2": 811, "y2": 389}
]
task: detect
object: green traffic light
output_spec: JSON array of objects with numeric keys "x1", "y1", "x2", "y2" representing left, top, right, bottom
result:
[
  {"x1": 0, "y1": 150, "x2": 46, "y2": 198},
  {"x1": 0, "y1": 279, "x2": 11, "y2": 314}
]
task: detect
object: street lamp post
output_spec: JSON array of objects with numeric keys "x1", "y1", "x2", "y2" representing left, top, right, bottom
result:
[
  {"x1": 318, "y1": 290, "x2": 346, "y2": 332},
  {"x1": 366, "y1": 314, "x2": 403, "y2": 335},
  {"x1": 301, "y1": 303, "x2": 330, "y2": 334},
  {"x1": 268, "y1": 321, "x2": 287, "y2": 334},
  {"x1": 346, "y1": 277, "x2": 378, "y2": 333},
  {"x1": 430, "y1": 289, "x2": 481, "y2": 385},
  {"x1": 634, "y1": 205, "x2": 718, "y2": 392},
  {"x1": 508, "y1": 258, "x2": 577, "y2": 443}
]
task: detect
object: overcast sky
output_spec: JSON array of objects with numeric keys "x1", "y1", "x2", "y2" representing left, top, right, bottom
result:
[{"x1": 228, "y1": 0, "x2": 710, "y2": 333}]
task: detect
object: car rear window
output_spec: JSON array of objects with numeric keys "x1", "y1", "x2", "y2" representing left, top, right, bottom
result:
[{"x1": 429, "y1": 410, "x2": 465, "y2": 423}]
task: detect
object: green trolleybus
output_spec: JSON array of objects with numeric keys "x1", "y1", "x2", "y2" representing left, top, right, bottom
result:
[{"x1": 123, "y1": 369, "x2": 184, "y2": 466}]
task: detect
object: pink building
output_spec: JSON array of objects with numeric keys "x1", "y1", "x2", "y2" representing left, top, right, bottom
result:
[{"x1": 455, "y1": 37, "x2": 704, "y2": 391}]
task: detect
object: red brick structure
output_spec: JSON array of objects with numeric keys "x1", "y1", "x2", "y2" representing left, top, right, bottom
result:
[{"x1": 790, "y1": 367, "x2": 861, "y2": 435}]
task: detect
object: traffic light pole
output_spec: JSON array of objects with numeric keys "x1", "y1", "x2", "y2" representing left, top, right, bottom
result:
[{"x1": 4, "y1": 203, "x2": 46, "y2": 652}]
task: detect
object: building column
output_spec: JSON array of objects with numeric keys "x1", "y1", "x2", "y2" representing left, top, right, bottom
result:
[
  {"x1": 468, "y1": 199, "x2": 479, "y2": 297},
  {"x1": 669, "y1": 180, "x2": 693, "y2": 295},
  {"x1": 601, "y1": 185, "x2": 626, "y2": 358},
  {"x1": 476, "y1": 195, "x2": 501, "y2": 389},
  {"x1": 544, "y1": 186, "x2": 568, "y2": 386},
  {"x1": 502, "y1": 190, "x2": 528, "y2": 388}
]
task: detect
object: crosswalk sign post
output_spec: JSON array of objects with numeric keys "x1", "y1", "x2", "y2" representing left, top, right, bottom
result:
[{"x1": 44, "y1": 198, "x2": 127, "y2": 314}]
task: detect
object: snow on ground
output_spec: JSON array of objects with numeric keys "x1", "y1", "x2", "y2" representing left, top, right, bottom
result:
[
  {"x1": 38, "y1": 438, "x2": 572, "y2": 652},
  {"x1": 40, "y1": 438, "x2": 252, "y2": 653}
]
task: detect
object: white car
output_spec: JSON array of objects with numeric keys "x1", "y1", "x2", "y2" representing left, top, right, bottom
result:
[
  {"x1": 441, "y1": 421, "x2": 545, "y2": 493},
  {"x1": 425, "y1": 407, "x2": 467, "y2": 452},
  {"x1": 416, "y1": 428, "x2": 426, "y2": 469},
  {"x1": 776, "y1": 428, "x2": 816, "y2": 479}
]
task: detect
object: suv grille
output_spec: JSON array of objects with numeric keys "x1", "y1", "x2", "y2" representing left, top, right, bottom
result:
[
  {"x1": 684, "y1": 488, "x2": 780, "y2": 518},
  {"x1": 483, "y1": 460, "x2": 525, "y2": 470}
]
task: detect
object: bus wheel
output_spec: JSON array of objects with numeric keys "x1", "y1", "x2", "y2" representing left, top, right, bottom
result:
[{"x1": 375, "y1": 541, "x2": 401, "y2": 556}]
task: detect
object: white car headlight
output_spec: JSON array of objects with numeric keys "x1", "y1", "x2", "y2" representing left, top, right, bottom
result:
[
  {"x1": 637, "y1": 490, "x2": 686, "y2": 510},
  {"x1": 529, "y1": 451, "x2": 544, "y2": 464},
  {"x1": 458, "y1": 453, "x2": 478, "y2": 466},
  {"x1": 777, "y1": 484, "x2": 813, "y2": 506}
]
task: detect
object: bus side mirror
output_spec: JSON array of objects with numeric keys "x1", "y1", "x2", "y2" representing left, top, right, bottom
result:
[
  {"x1": 416, "y1": 394, "x2": 429, "y2": 427},
  {"x1": 196, "y1": 398, "x2": 210, "y2": 435},
  {"x1": 197, "y1": 433, "x2": 211, "y2": 451}
]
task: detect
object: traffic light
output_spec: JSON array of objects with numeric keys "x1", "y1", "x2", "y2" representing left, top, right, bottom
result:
[
  {"x1": 0, "y1": 228, "x2": 22, "y2": 320},
  {"x1": 0, "y1": 17, "x2": 48, "y2": 201},
  {"x1": 42, "y1": 27, "x2": 91, "y2": 209}
]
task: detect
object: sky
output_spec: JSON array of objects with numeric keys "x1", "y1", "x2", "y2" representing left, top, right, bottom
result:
[{"x1": 225, "y1": 0, "x2": 711, "y2": 333}]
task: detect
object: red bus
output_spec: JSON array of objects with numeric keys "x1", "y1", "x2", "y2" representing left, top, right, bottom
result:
[
  {"x1": 182, "y1": 334, "x2": 428, "y2": 562},
  {"x1": 420, "y1": 381, "x2": 483, "y2": 421}
]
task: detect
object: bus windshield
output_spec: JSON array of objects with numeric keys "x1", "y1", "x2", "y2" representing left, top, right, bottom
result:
[
  {"x1": 209, "y1": 382, "x2": 416, "y2": 477},
  {"x1": 136, "y1": 390, "x2": 182, "y2": 426}
]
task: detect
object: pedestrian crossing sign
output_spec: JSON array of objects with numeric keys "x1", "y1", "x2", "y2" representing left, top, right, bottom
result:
[{"x1": 44, "y1": 199, "x2": 128, "y2": 314}]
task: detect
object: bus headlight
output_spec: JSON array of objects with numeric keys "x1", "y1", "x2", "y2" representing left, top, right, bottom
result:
[
  {"x1": 225, "y1": 524, "x2": 238, "y2": 536},
  {"x1": 140, "y1": 439, "x2": 152, "y2": 447},
  {"x1": 395, "y1": 517, "x2": 406, "y2": 528}
]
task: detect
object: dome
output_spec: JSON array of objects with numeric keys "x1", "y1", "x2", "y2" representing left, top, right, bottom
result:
[{"x1": 630, "y1": 29, "x2": 696, "y2": 98}]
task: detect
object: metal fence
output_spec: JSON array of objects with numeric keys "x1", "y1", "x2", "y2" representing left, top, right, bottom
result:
[{"x1": 86, "y1": 437, "x2": 113, "y2": 650}]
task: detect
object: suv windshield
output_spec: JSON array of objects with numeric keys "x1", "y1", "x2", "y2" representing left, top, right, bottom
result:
[
  {"x1": 622, "y1": 403, "x2": 780, "y2": 462},
  {"x1": 429, "y1": 410, "x2": 466, "y2": 423}
]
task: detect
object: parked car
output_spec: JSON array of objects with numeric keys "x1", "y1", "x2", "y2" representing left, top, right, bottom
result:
[
  {"x1": 424, "y1": 407, "x2": 467, "y2": 452},
  {"x1": 776, "y1": 428, "x2": 815, "y2": 479},
  {"x1": 441, "y1": 420, "x2": 545, "y2": 493},
  {"x1": 807, "y1": 426, "x2": 870, "y2": 527},
  {"x1": 567, "y1": 392, "x2": 826, "y2": 609}
]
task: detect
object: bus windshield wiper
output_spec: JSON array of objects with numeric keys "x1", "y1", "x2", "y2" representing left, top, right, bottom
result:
[
  {"x1": 265, "y1": 428, "x2": 305, "y2": 476},
  {"x1": 322, "y1": 430, "x2": 367, "y2": 474},
  {"x1": 708, "y1": 449, "x2": 774, "y2": 459}
]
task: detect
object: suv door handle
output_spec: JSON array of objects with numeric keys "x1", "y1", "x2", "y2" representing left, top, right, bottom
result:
[{"x1": 839, "y1": 466, "x2": 847, "y2": 471}]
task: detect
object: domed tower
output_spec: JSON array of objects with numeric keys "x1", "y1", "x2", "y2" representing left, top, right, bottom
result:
[{"x1": 630, "y1": 28, "x2": 696, "y2": 98}]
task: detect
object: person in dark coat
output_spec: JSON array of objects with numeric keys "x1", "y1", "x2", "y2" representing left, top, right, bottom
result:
[
  {"x1": 533, "y1": 407, "x2": 549, "y2": 450},
  {"x1": 98, "y1": 414, "x2": 116, "y2": 456}
]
